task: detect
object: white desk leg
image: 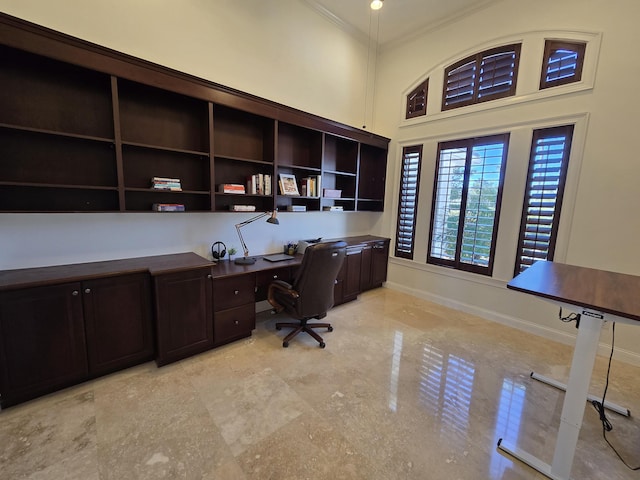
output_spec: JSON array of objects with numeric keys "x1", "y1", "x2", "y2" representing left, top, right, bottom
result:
[
  {"x1": 549, "y1": 314, "x2": 604, "y2": 479},
  {"x1": 498, "y1": 313, "x2": 604, "y2": 480}
]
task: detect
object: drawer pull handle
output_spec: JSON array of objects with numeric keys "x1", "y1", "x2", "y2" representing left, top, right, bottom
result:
[
  {"x1": 273, "y1": 274, "x2": 278, "y2": 279},
  {"x1": 234, "y1": 290, "x2": 239, "y2": 295},
  {"x1": 84, "y1": 288, "x2": 91, "y2": 294},
  {"x1": 207, "y1": 274, "x2": 212, "y2": 279},
  {"x1": 234, "y1": 320, "x2": 239, "y2": 325},
  {"x1": 72, "y1": 290, "x2": 79, "y2": 296}
]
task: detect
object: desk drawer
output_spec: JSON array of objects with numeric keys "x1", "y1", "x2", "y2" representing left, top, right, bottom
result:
[
  {"x1": 256, "y1": 267, "x2": 292, "y2": 301},
  {"x1": 213, "y1": 275, "x2": 255, "y2": 312},
  {"x1": 214, "y1": 303, "x2": 255, "y2": 345}
]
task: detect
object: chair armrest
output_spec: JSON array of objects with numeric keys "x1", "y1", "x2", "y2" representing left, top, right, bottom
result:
[{"x1": 267, "y1": 280, "x2": 299, "y2": 312}]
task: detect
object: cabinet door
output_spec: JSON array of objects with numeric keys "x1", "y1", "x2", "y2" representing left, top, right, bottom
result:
[
  {"x1": 82, "y1": 273, "x2": 153, "y2": 376},
  {"x1": 339, "y1": 248, "x2": 363, "y2": 304},
  {"x1": 370, "y1": 240, "x2": 390, "y2": 287},
  {"x1": 359, "y1": 244, "x2": 373, "y2": 291},
  {"x1": 154, "y1": 268, "x2": 214, "y2": 366},
  {"x1": 0, "y1": 283, "x2": 88, "y2": 407}
]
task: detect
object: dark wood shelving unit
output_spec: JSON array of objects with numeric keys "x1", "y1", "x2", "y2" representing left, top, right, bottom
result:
[{"x1": 0, "y1": 13, "x2": 389, "y2": 214}]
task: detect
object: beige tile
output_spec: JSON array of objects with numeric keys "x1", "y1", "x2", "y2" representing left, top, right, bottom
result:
[{"x1": 2, "y1": 288, "x2": 640, "y2": 479}]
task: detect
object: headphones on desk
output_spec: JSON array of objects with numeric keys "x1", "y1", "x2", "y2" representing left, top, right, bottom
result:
[{"x1": 211, "y1": 241, "x2": 227, "y2": 261}]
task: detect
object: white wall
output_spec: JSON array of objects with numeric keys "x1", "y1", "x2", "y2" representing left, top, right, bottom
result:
[
  {"x1": 0, "y1": 0, "x2": 383, "y2": 270},
  {"x1": 374, "y1": 0, "x2": 640, "y2": 363}
]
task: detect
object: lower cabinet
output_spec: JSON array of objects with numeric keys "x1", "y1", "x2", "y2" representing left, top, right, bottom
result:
[
  {"x1": 334, "y1": 238, "x2": 390, "y2": 305},
  {"x1": 154, "y1": 267, "x2": 214, "y2": 366},
  {"x1": 0, "y1": 273, "x2": 154, "y2": 408},
  {"x1": 213, "y1": 274, "x2": 256, "y2": 346}
]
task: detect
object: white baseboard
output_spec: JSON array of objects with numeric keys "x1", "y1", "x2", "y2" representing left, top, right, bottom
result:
[{"x1": 384, "y1": 281, "x2": 640, "y2": 367}]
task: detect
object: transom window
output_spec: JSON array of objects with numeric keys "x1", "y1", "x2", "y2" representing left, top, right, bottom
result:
[
  {"x1": 406, "y1": 80, "x2": 428, "y2": 119},
  {"x1": 515, "y1": 125, "x2": 574, "y2": 274},
  {"x1": 540, "y1": 40, "x2": 586, "y2": 89},
  {"x1": 442, "y1": 44, "x2": 521, "y2": 111},
  {"x1": 428, "y1": 134, "x2": 509, "y2": 275}
]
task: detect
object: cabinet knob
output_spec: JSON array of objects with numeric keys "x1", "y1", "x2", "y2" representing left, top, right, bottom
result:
[
  {"x1": 273, "y1": 274, "x2": 278, "y2": 279},
  {"x1": 72, "y1": 290, "x2": 79, "y2": 296},
  {"x1": 84, "y1": 288, "x2": 91, "y2": 294},
  {"x1": 207, "y1": 274, "x2": 212, "y2": 279},
  {"x1": 234, "y1": 320, "x2": 239, "y2": 325},
  {"x1": 234, "y1": 290, "x2": 239, "y2": 295}
]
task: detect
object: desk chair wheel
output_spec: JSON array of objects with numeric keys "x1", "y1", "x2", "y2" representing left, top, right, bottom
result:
[
  {"x1": 319, "y1": 342, "x2": 326, "y2": 348},
  {"x1": 327, "y1": 326, "x2": 333, "y2": 332},
  {"x1": 283, "y1": 341, "x2": 289, "y2": 348},
  {"x1": 276, "y1": 325, "x2": 282, "y2": 330}
]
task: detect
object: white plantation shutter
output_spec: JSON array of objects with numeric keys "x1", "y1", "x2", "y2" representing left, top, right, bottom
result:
[
  {"x1": 443, "y1": 45, "x2": 520, "y2": 111},
  {"x1": 515, "y1": 126, "x2": 573, "y2": 274},
  {"x1": 406, "y1": 80, "x2": 428, "y2": 119},
  {"x1": 395, "y1": 145, "x2": 422, "y2": 259}
]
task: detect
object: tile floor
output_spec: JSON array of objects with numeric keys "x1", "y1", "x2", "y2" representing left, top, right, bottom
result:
[{"x1": 2, "y1": 287, "x2": 640, "y2": 479}]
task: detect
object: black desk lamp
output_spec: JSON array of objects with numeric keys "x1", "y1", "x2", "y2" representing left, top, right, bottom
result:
[{"x1": 234, "y1": 210, "x2": 279, "y2": 265}]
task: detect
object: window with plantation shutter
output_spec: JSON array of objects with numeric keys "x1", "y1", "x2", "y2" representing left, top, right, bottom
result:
[
  {"x1": 395, "y1": 145, "x2": 422, "y2": 259},
  {"x1": 406, "y1": 80, "x2": 428, "y2": 119},
  {"x1": 428, "y1": 134, "x2": 509, "y2": 275},
  {"x1": 515, "y1": 125, "x2": 573, "y2": 274},
  {"x1": 442, "y1": 44, "x2": 521, "y2": 111},
  {"x1": 540, "y1": 40, "x2": 586, "y2": 89}
]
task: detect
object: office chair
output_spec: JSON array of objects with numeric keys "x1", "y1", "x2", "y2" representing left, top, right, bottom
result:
[{"x1": 268, "y1": 240, "x2": 347, "y2": 348}]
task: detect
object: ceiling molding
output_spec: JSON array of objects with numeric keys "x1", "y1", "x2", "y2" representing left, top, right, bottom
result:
[{"x1": 300, "y1": 0, "x2": 369, "y2": 45}]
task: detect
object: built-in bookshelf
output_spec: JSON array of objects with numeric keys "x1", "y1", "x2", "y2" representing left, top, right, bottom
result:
[{"x1": 0, "y1": 13, "x2": 389, "y2": 214}]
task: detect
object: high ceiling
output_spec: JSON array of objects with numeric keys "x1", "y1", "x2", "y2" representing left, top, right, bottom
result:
[{"x1": 304, "y1": 0, "x2": 500, "y2": 47}]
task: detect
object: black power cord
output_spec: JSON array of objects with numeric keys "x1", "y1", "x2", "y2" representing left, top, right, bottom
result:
[{"x1": 591, "y1": 322, "x2": 640, "y2": 471}]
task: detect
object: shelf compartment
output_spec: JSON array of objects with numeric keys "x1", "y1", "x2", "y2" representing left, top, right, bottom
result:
[
  {"x1": 324, "y1": 135, "x2": 358, "y2": 174},
  {"x1": 322, "y1": 198, "x2": 356, "y2": 212},
  {"x1": 118, "y1": 79, "x2": 209, "y2": 152},
  {"x1": 0, "y1": 185, "x2": 119, "y2": 212},
  {"x1": 321, "y1": 171, "x2": 356, "y2": 199},
  {"x1": 0, "y1": 45, "x2": 114, "y2": 139},
  {"x1": 277, "y1": 122, "x2": 322, "y2": 169},
  {"x1": 276, "y1": 196, "x2": 321, "y2": 212},
  {"x1": 0, "y1": 128, "x2": 117, "y2": 187},
  {"x1": 213, "y1": 105, "x2": 275, "y2": 162},
  {"x1": 124, "y1": 190, "x2": 211, "y2": 212},
  {"x1": 122, "y1": 144, "x2": 210, "y2": 192},
  {"x1": 214, "y1": 193, "x2": 273, "y2": 213},
  {"x1": 214, "y1": 157, "x2": 273, "y2": 194},
  {"x1": 356, "y1": 199, "x2": 384, "y2": 212},
  {"x1": 357, "y1": 144, "x2": 387, "y2": 204}
]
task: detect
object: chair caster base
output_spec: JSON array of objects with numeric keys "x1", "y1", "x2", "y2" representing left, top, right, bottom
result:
[
  {"x1": 319, "y1": 342, "x2": 326, "y2": 348},
  {"x1": 327, "y1": 326, "x2": 333, "y2": 332},
  {"x1": 283, "y1": 341, "x2": 289, "y2": 348}
]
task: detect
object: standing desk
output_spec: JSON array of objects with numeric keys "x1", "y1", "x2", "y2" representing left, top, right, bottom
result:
[{"x1": 499, "y1": 261, "x2": 640, "y2": 480}]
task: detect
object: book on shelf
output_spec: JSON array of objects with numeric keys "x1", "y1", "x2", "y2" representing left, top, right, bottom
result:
[
  {"x1": 300, "y1": 175, "x2": 322, "y2": 197},
  {"x1": 286, "y1": 205, "x2": 307, "y2": 212},
  {"x1": 323, "y1": 205, "x2": 344, "y2": 211},
  {"x1": 151, "y1": 176, "x2": 182, "y2": 191},
  {"x1": 152, "y1": 203, "x2": 185, "y2": 212},
  {"x1": 247, "y1": 174, "x2": 271, "y2": 195},
  {"x1": 278, "y1": 173, "x2": 299, "y2": 196},
  {"x1": 322, "y1": 188, "x2": 341, "y2": 198},
  {"x1": 230, "y1": 204, "x2": 256, "y2": 212},
  {"x1": 218, "y1": 183, "x2": 246, "y2": 194}
]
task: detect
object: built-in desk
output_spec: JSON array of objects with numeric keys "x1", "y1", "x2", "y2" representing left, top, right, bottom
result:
[{"x1": 0, "y1": 236, "x2": 389, "y2": 407}]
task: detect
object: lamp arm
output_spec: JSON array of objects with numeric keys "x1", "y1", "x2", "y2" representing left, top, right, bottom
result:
[{"x1": 234, "y1": 211, "x2": 270, "y2": 258}]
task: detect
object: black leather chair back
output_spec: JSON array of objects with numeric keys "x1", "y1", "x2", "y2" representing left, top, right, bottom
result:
[{"x1": 291, "y1": 241, "x2": 347, "y2": 318}]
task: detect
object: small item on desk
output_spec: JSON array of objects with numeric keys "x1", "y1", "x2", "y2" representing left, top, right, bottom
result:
[{"x1": 284, "y1": 242, "x2": 298, "y2": 256}]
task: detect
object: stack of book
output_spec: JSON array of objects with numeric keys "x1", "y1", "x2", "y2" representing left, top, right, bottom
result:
[
  {"x1": 230, "y1": 205, "x2": 256, "y2": 212},
  {"x1": 300, "y1": 175, "x2": 321, "y2": 197},
  {"x1": 152, "y1": 203, "x2": 185, "y2": 212},
  {"x1": 286, "y1": 205, "x2": 307, "y2": 212},
  {"x1": 151, "y1": 177, "x2": 182, "y2": 191},
  {"x1": 247, "y1": 174, "x2": 272, "y2": 195},
  {"x1": 218, "y1": 183, "x2": 246, "y2": 194}
]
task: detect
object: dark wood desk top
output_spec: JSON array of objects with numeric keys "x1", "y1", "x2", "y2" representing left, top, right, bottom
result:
[
  {"x1": 507, "y1": 261, "x2": 640, "y2": 322},
  {"x1": 0, "y1": 236, "x2": 389, "y2": 292}
]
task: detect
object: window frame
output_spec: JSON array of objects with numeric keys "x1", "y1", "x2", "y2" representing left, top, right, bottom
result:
[
  {"x1": 540, "y1": 40, "x2": 586, "y2": 90},
  {"x1": 441, "y1": 44, "x2": 521, "y2": 111},
  {"x1": 395, "y1": 145, "x2": 423, "y2": 259},
  {"x1": 427, "y1": 133, "x2": 510, "y2": 276},
  {"x1": 406, "y1": 79, "x2": 428, "y2": 119},
  {"x1": 514, "y1": 125, "x2": 574, "y2": 275}
]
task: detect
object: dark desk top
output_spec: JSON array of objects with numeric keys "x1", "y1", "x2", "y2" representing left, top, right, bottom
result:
[
  {"x1": 507, "y1": 261, "x2": 640, "y2": 322},
  {"x1": 0, "y1": 236, "x2": 390, "y2": 292}
]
